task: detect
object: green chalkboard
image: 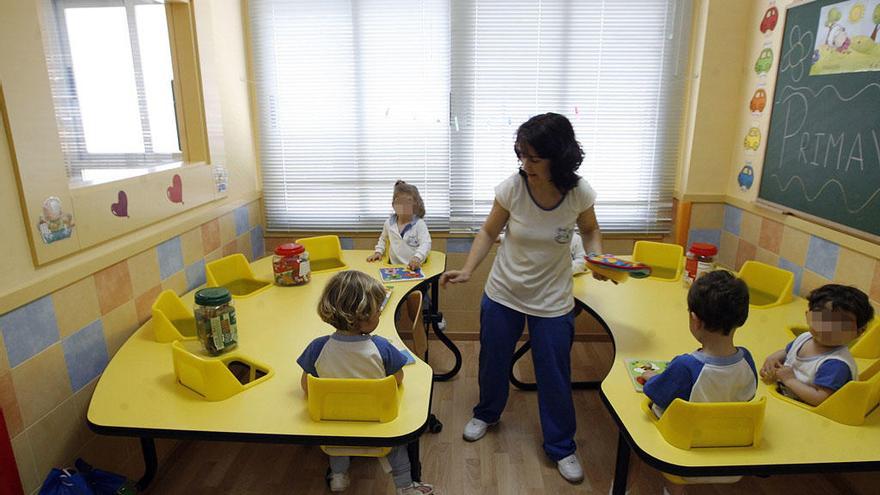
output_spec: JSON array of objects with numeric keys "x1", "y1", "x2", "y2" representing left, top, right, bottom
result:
[{"x1": 758, "y1": 0, "x2": 880, "y2": 238}]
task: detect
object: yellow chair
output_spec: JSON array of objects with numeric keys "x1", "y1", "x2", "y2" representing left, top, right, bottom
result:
[
  {"x1": 307, "y1": 374, "x2": 400, "y2": 457},
  {"x1": 768, "y1": 359, "x2": 880, "y2": 426},
  {"x1": 295, "y1": 235, "x2": 348, "y2": 274},
  {"x1": 171, "y1": 341, "x2": 273, "y2": 401},
  {"x1": 632, "y1": 241, "x2": 683, "y2": 281},
  {"x1": 642, "y1": 396, "x2": 766, "y2": 450},
  {"x1": 205, "y1": 253, "x2": 271, "y2": 298},
  {"x1": 738, "y1": 260, "x2": 794, "y2": 309},
  {"x1": 851, "y1": 318, "x2": 880, "y2": 359},
  {"x1": 151, "y1": 289, "x2": 197, "y2": 343}
]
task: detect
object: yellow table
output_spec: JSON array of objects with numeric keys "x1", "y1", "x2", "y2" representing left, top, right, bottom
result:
[
  {"x1": 87, "y1": 250, "x2": 447, "y2": 488},
  {"x1": 570, "y1": 274, "x2": 880, "y2": 493}
]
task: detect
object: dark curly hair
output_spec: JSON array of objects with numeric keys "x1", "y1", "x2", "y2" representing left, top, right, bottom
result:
[
  {"x1": 687, "y1": 270, "x2": 750, "y2": 335},
  {"x1": 515, "y1": 113, "x2": 584, "y2": 192},
  {"x1": 807, "y1": 284, "x2": 874, "y2": 330}
]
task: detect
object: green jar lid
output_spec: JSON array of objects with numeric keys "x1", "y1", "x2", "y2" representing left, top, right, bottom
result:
[{"x1": 195, "y1": 287, "x2": 232, "y2": 306}]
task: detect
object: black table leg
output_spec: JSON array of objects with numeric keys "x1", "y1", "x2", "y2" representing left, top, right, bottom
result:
[
  {"x1": 407, "y1": 439, "x2": 421, "y2": 482},
  {"x1": 509, "y1": 339, "x2": 601, "y2": 390},
  {"x1": 136, "y1": 437, "x2": 158, "y2": 491},
  {"x1": 612, "y1": 431, "x2": 631, "y2": 495},
  {"x1": 424, "y1": 279, "x2": 462, "y2": 382}
]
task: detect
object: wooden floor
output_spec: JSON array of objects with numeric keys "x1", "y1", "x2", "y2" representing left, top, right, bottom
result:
[{"x1": 142, "y1": 339, "x2": 880, "y2": 494}]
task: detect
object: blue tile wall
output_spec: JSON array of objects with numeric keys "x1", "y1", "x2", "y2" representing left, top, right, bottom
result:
[
  {"x1": 62, "y1": 320, "x2": 109, "y2": 391},
  {"x1": 157, "y1": 236, "x2": 184, "y2": 280},
  {"x1": 723, "y1": 205, "x2": 742, "y2": 236},
  {"x1": 0, "y1": 296, "x2": 60, "y2": 368},
  {"x1": 805, "y1": 236, "x2": 839, "y2": 280}
]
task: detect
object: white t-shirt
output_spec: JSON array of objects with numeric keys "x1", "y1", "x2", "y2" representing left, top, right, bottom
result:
[
  {"x1": 485, "y1": 173, "x2": 597, "y2": 317},
  {"x1": 374, "y1": 215, "x2": 432, "y2": 265},
  {"x1": 779, "y1": 332, "x2": 857, "y2": 399}
]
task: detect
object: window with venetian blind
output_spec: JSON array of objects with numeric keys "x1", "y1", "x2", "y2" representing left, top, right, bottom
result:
[
  {"x1": 249, "y1": 0, "x2": 692, "y2": 233},
  {"x1": 43, "y1": 0, "x2": 183, "y2": 185}
]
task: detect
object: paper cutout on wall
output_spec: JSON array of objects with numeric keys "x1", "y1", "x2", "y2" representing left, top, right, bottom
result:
[
  {"x1": 760, "y1": 6, "x2": 779, "y2": 34},
  {"x1": 755, "y1": 48, "x2": 774, "y2": 74},
  {"x1": 738, "y1": 164, "x2": 755, "y2": 191},
  {"x1": 167, "y1": 174, "x2": 184, "y2": 204},
  {"x1": 111, "y1": 190, "x2": 129, "y2": 218},
  {"x1": 750, "y1": 88, "x2": 768, "y2": 113},
  {"x1": 810, "y1": 1, "x2": 880, "y2": 76},
  {"x1": 744, "y1": 127, "x2": 762, "y2": 151},
  {"x1": 37, "y1": 196, "x2": 74, "y2": 244},
  {"x1": 213, "y1": 166, "x2": 228, "y2": 193}
]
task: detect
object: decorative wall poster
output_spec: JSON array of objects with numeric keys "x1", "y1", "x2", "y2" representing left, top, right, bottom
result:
[
  {"x1": 811, "y1": 0, "x2": 880, "y2": 75},
  {"x1": 738, "y1": 163, "x2": 756, "y2": 191},
  {"x1": 110, "y1": 190, "x2": 129, "y2": 218},
  {"x1": 744, "y1": 126, "x2": 762, "y2": 150},
  {"x1": 755, "y1": 47, "x2": 775, "y2": 74},
  {"x1": 761, "y1": 6, "x2": 780, "y2": 34},
  {"x1": 167, "y1": 174, "x2": 184, "y2": 204},
  {"x1": 750, "y1": 88, "x2": 768, "y2": 113},
  {"x1": 37, "y1": 196, "x2": 74, "y2": 244}
]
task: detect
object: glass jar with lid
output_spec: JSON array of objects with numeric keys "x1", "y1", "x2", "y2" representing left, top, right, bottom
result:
[
  {"x1": 272, "y1": 243, "x2": 311, "y2": 286},
  {"x1": 684, "y1": 242, "x2": 718, "y2": 286},
  {"x1": 194, "y1": 287, "x2": 238, "y2": 355}
]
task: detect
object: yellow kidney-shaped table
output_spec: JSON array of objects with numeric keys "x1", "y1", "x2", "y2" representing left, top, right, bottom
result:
[
  {"x1": 571, "y1": 274, "x2": 880, "y2": 494},
  {"x1": 88, "y1": 250, "x2": 448, "y2": 489}
]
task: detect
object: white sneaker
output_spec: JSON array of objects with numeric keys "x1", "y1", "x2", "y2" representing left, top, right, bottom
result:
[
  {"x1": 397, "y1": 481, "x2": 435, "y2": 494},
  {"x1": 328, "y1": 472, "x2": 349, "y2": 492},
  {"x1": 462, "y1": 417, "x2": 495, "y2": 442},
  {"x1": 557, "y1": 454, "x2": 584, "y2": 483}
]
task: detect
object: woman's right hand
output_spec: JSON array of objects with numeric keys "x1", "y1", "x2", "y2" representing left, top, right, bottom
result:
[
  {"x1": 440, "y1": 270, "x2": 471, "y2": 288},
  {"x1": 366, "y1": 252, "x2": 382, "y2": 262}
]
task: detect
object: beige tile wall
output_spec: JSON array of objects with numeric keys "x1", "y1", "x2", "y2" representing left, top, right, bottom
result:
[
  {"x1": 687, "y1": 202, "x2": 880, "y2": 309},
  {"x1": 0, "y1": 201, "x2": 264, "y2": 494}
]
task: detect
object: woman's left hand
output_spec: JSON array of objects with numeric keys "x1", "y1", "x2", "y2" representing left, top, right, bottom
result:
[{"x1": 591, "y1": 271, "x2": 618, "y2": 285}]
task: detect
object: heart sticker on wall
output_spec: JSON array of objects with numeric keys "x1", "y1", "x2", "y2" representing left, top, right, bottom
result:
[
  {"x1": 167, "y1": 174, "x2": 184, "y2": 204},
  {"x1": 111, "y1": 190, "x2": 129, "y2": 218}
]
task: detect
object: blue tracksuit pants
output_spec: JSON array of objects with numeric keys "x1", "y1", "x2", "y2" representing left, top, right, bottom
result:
[{"x1": 473, "y1": 294, "x2": 577, "y2": 461}]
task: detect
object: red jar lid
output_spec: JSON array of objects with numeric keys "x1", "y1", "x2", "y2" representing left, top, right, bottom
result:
[
  {"x1": 689, "y1": 242, "x2": 718, "y2": 256},
  {"x1": 275, "y1": 243, "x2": 305, "y2": 256}
]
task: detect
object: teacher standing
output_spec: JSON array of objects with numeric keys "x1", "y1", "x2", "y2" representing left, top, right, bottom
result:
[{"x1": 440, "y1": 113, "x2": 610, "y2": 483}]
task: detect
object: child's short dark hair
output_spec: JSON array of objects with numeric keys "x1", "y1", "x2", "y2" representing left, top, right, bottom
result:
[
  {"x1": 687, "y1": 270, "x2": 750, "y2": 335},
  {"x1": 807, "y1": 284, "x2": 874, "y2": 330}
]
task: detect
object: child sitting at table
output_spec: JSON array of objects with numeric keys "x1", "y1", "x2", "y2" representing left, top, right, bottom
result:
[
  {"x1": 367, "y1": 180, "x2": 433, "y2": 326},
  {"x1": 367, "y1": 180, "x2": 431, "y2": 270},
  {"x1": 297, "y1": 270, "x2": 435, "y2": 495},
  {"x1": 569, "y1": 231, "x2": 587, "y2": 274},
  {"x1": 761, "y1": 284, "x2": 873, "y2": 406},
  {"x1": 641, "y1": 270, "x2": 756, "y2": 415},
  {"x1": 639, "y1": 270, "x2": 755, "y2": 493}
]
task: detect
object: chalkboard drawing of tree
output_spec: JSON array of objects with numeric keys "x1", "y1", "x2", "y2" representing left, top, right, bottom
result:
[
  {"x1": 825, "y1": 7, "x2": 842, "y2": 44},
  {"x1": 872, "y1": 4, "x2": 880, "y2": 41}
]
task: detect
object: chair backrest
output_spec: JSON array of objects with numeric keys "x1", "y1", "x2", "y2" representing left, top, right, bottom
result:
[
  {"x1": 738, "y1": 260, "x2": 794, "y2": 309},
  {"x1": 644, "y1": 397, "x2": 766, "y2": 449},
  {"x1": 307, "y1": 374, "x2": 399, "y2": 423},
  {"x1": 171, "y1": 341, "x2": 273, "y2": 401},
  {"x1": 811, "y1": 359, "x2": 880, "y2": 425},
  {"x1": 409, "y1": 292, "x2": 426, "y2": 359},
  {"x1": 294, "y1": 235, "x2": 347, "y2": 273},
  {"x1": 851, "y1": 318, "x2": 880, "y2": 359},
  {"x1": 205, "y1": 254, "x2": 270, "y2": 297},
  {"x1": 632, "y1": 241, "x2": 683, "y2": 281},
  {"x1": 151, "y1": 289, "x2": 197, "y2": 342}
]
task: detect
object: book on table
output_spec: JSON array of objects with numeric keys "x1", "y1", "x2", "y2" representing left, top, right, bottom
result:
[
  {"x1": 379, "y1": 267, "x2": 426, "y2": 283},
  {"x1": 624, "y1": 358, "x2": 670, "y2": 392}
]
